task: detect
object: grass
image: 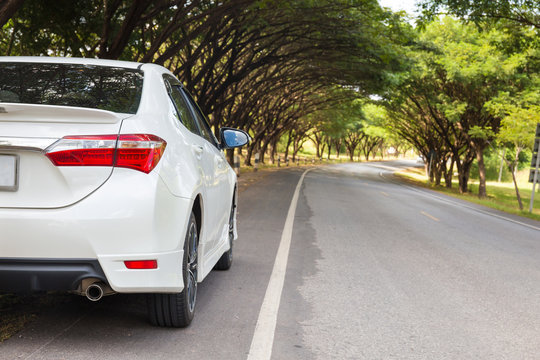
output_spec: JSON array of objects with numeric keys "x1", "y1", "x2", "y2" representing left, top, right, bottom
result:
[
  {"x1": 237, "y1": 152, "x2": 351, "y2": 174},
  {"x1": 0, "y1": 293, "x2": 71, "y2": 342},
  {"x1": 396, "y1": 167, "x2": 540, "y2": 222},
  {"x1": 0, "y1": 294, "x2": 37, "y2": 342}
]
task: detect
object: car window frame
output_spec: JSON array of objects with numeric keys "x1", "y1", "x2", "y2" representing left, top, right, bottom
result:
[{"x1": 163, "y1": 75, "x2": 200, "y2": 136}]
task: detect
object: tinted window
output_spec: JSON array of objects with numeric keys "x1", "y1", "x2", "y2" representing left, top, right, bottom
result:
[
  {"x1": 0, "y1": 62, "x2": 143, "y2": 114},
  {"x1": 168, "y1": 84, "x2": 199, "y2": 134},
  {"x1": 181, "y1": 89, "x2": 218, "y2": 146}
]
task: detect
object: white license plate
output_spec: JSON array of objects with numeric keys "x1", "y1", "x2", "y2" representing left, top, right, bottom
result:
[{"x1": 0, "y1": 154, "x2": 18, "y2": 191}]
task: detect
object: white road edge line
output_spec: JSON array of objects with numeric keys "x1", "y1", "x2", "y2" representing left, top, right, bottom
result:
[
  {"x1": 247, "y1": 168, "x2": 312, "y2": 360},
  {"x1": 377, "y1": 170, "x2": 540, "y2": 232}
]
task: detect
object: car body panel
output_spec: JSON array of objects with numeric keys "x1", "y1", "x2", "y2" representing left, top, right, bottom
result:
[
  {"x1": 0, "y1": 114, "x2": 124, "y2": 208},
  {"x1": 0, "y1": 56, "x2": 240, "y2": 294}
]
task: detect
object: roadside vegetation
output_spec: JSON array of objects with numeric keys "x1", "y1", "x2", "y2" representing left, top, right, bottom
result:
[
  {"x1": 397, "y1": 165, "x2": 540, "y2": 221},
  {"x1": 0, "y1": 0, "x2": 407, "y2": 166}
]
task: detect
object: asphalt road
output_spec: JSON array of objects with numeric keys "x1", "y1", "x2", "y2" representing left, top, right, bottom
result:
[{"x1": 1, "y1": 161, "x2": 540, "y2": 359}]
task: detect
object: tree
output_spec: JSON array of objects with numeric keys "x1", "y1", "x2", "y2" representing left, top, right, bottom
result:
[
  {"x1": 0, "y1": 0, "x2": 415, "y2": 168},
  {"x1": 489, "y1": 89, "x2": 540, "y2": 209},
  {"x1": 384, "y1": 17, "x2": 536, "y2": 196},
  {"x1": 0, "y1": 0, "x2": 24, "y2": 28},
  {"x1": 360, "y1": 104, "x2": 395, "y2": 161},
  {"x1": 419, "y1": 0, "x2": 540, "y2": 29}
]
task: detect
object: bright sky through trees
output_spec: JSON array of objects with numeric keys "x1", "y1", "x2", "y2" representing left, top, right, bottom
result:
[{"x1": 378, "y1": 0, "x2": 419, "y2": 14}]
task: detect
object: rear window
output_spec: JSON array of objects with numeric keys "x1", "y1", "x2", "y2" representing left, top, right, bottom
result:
[{"x1": 0, "y1": 62, "x2": 143, "y2": 114}]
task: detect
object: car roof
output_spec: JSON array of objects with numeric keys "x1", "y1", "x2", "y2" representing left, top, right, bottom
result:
[{"x1": 0, "y1": 56, "x2": 143, "y2": 70}]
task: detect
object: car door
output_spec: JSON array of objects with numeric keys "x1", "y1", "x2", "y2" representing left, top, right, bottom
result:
[
  {"x1": 164, "y1": 76, "x2": 219, "y2": 256},
  {"x1": 181, "y1": 89, "x2": 231, "y2": 251}
]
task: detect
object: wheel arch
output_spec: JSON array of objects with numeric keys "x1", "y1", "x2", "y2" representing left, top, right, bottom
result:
[
  {"x1": 192, "y1": 194, "x2": 203, "y2": 238},
  {"x1": 232, "y1": 182, "x2": 238, "y2": 207},
  {"x1": 231, "y1": 183, "x2": 238, "y2": 241}
]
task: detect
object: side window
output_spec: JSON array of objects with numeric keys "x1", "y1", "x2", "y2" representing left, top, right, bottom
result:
[
  {"x1": 181, "y1": 89, "x2": 218, "y2": 147},
  {"x1": 169, "y1": 86, "x2": 199, "y2": 134},
  {"x1": 163, "y1": 75, "x2": 199, "y2": 134}
]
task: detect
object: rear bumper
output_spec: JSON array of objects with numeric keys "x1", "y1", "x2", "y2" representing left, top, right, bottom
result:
[
  {"x1": 0, "y1": 251, "x2": 183, "y2": 294},
  {"x1": 0, "y1": 168, "x2": 191, "y2": 294},
  {"x1": 0, "y1": 258, "x2": 106, "y2": 293},
  {"x1": 98, "y1": 250, "x2": 183, "y2": 293}
]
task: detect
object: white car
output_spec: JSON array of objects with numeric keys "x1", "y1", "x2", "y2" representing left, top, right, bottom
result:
[{"x1": 0, "y1": 57, "x2": 249, "y2": 327}]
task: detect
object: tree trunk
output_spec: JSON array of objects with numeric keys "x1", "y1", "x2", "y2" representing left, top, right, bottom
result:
[
  {"x1": 314, "y1": 139, "x2": 321, "y2": 158},
  {"x1": 457, "y1": 161, "x2": 472, "y2": 193},
  {"x1": 476, "y1": 146, "x2": 487, "y2": 198},
  {"x1": 292, "y1": 144, "x2": 300, "y2": 161},
  {"x1": 335, "y1": 140, "x2": 341, "y2": 158},
  {"x1": 326, "y1": 141, "x2": 332, "y2": 160},
  {"x1": 226, "y1": 148, "x2": 234, "y2": 166},
  {"x1": 347, "y1": 146, "x2": 355, "y2": 161},
  {"x1": 434, "y1": 163, "x2": 442, "y2": 186},
  {"x1": 454, "y1": 149, "x2": 475, "y2": 194},
  {"x1": 269, "y1": 138, "x2": 278, "y2": 164},
  {"x1": 259, "y1": 140, "x2": 269, "y2": 164},
  {"x1": 511, "y1": 163, "x2": 524, "y2": 210},
  {"x1": 444, "y1": 158, "x2": 454, "y2": 188},
  {"x1": 284, "y1": 133, "x2": 293, "y2": 163},
  {"x1": 292, "y1": 138, "x2": 300, "y2": 162},
  {"x1": 507, "y1": 148, "x2": 524, "y2": 210},
  {"x1": 244, "y1": 142, "x2": 255, "y2": 166},
  {"x1": 0, "y1": 0, "x2": 25, "y2": 29}
]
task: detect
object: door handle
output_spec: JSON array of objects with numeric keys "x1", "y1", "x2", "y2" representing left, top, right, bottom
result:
[
  {"x1": 193, "y1": 145, "x2": 203, "y2": 158},
  {"x1": 216, "y1": 157, "x2": 225, "y2": 169}
]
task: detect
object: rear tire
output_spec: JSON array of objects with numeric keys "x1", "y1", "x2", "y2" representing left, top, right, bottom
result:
[
  {"x1": 214, "y1": 200, "x2": 235, "y2": 271},
  {"x1": 148, "y1": 212, "x2": 198, "y2": 327}
]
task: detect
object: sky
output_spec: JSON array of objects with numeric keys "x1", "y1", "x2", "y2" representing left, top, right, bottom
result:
[{"x1": 378, "y1": 0, "x2": 420, "y2": 15}]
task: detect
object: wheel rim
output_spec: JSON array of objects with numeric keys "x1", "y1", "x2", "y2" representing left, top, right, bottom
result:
[{"x1": 186, "y1": 221, "x2": 198, "y2": 313}]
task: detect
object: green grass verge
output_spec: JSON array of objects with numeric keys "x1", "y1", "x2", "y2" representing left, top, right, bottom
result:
[{"x1": 396, "y1": 167, "x2": 540, "y2": 222}]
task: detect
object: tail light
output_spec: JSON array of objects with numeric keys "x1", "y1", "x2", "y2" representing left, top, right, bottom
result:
[
  {"x1": 124, "y1": 260, "x2": 158, "y2": 269},
  {"x1": 45, "y1": 134, "x2": 167, "y2": 174}
]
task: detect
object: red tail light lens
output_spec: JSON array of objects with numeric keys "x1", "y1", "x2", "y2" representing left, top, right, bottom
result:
[
  {"x1": 116, "y1": 134, "x2": 167, "y2": 174},
  {"x1": 45, "y1": 134, "x2": 166, "y2": 174},
  {"x1": 45, "y1": 135, "x2": 117, "y2": 167},
  {"x1": 124, "y1": 260, "x2": 158, "y2": 269}
]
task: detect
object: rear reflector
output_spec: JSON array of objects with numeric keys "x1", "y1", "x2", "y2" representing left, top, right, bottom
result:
[
  {"x1": 45, "y1": 134, "x2": 166, "y2": 174},
  {"x1": 124, "y1": 260, "x2": 158, "y2": 269}
]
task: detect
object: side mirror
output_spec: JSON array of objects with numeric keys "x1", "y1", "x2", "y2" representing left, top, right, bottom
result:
[{"x1": 219, "y1": 127, "x2": 251, "y2": 149}]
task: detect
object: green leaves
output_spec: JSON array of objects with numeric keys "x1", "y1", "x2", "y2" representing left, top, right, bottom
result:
[
  {"x1": 418, "y1": 0, "x2": 540, "y2": 30},
  {"x1": 468, "y1": 126, "x2": 495, "y2": 140},
  {"x1": 382, "y1": 15, "x2": 538, "y2": 194}
]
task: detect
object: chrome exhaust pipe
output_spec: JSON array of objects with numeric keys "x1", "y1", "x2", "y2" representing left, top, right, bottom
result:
[
  {"x1": 76, "y1": 278, "x2": 115, "y2": 300},
  {"x1": 85, "y1": 282, "x2": 104, "y2": 302}
]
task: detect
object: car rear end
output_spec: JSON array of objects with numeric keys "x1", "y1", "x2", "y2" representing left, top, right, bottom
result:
[{"x1": 0, "y1": 58, "x2": 186, "y2": 298}]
